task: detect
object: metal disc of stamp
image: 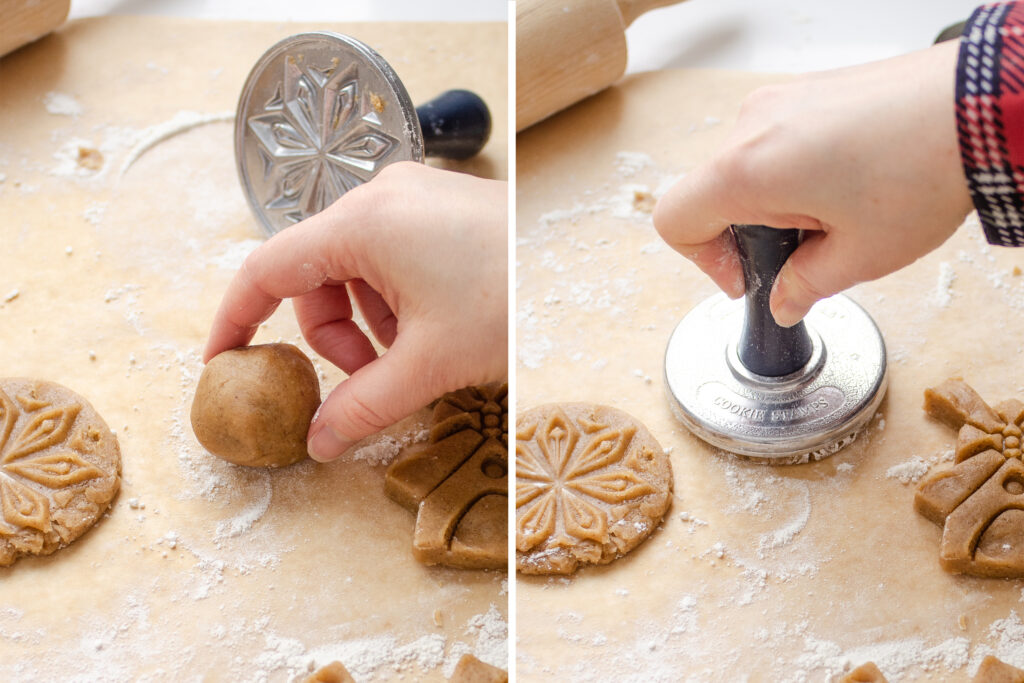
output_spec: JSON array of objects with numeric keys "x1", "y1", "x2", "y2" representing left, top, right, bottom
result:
[
  {"x1": 235, "y1": 32, "x2": 422, "y2": 236},
  {"x1": 664, "y1": 293, "x2": 888, "y2": 464}
]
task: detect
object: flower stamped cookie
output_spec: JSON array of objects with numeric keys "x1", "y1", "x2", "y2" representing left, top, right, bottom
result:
[
  {"x1": 516, "y1": 403, "x2": 673, "y2": 575},
  {"x1": 0, "y1": 379, "x2": 121, "y2": 566}
]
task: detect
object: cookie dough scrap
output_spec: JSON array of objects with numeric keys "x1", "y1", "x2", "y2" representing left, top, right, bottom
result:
[
  {"x1": 841, "y1": 662, "x2": 888, "y2": 683},
  {"x1": 385, "y1": 383, "x2": 507, "y2": 570},
  {"x1": 0, "y1": 378, "x2": 121, "y2": 566},
  {"x1": 449, "y1": 654, "x2": 508, "y2": 683},
  {"x1": 916, "y1": 378, "x2": 1024, "y2": 577},
  {"x1": 974, "y1": 655, "x2": 1024, "y2": 683},
  {"x1": 515, "y1": 403, "x2": 673, "y2": 575},
  {"x1": 303, "y1": 661, "x2": 355, "y2": 683}
]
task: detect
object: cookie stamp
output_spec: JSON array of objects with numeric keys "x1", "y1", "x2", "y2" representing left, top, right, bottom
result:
[{"x1": 516, "y1": 403, "x2": 672, "y2": 575}]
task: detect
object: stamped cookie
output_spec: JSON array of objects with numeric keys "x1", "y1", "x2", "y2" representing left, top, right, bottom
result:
[
  {"x1": 385, "y1": 383, "x2": 507, "y2": 570},
  {"x1": 916, "y1": 378, "x2": 1024, "y2": 577},
  {"x1": 516, "y1": 403, "x2": 673, "y2": 575},
  {"x1": 0, "y1": 378, "x2": 121, "y2": 566}
]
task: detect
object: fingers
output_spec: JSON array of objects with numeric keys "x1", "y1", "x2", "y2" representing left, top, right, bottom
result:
[
  {"x1": 306, "y1": 335, "x2": 435, "y2": 462},
  {"x1": 349, "y1": 278, "x2": 398, "y2": 347},
  {"x1": 203, "y1": 208, "x2": 359, "y2": 362},
  {"x1": 769, "y1": 230, "x2": 859, "y2": 327},
  {"x1": 654, "y1": 167, "x2": 743, "y2": 298},
  {"x1": 292, "y1": 284, "x2": 379, "y2": 375}
]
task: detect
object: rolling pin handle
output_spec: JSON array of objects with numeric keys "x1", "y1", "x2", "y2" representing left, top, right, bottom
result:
[
  {"x1": 732, "y1": 225, "x2": 815, "y2": 377},
  {"x1": 416, "y1": 89, "x2": 492, "y2": 161}
]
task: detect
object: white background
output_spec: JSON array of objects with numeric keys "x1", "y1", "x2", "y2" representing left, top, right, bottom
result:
[{"x1": 70, "y1": 0, "x2": 984, "y2": 72}]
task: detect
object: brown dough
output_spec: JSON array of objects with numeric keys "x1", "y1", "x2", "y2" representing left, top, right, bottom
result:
[
  {"x1": 974, "y1": 655, "x2": 1024, "y2": 683},
  {"x1": 190, "y1": 343, "x2": 320, "y2": 468},
  {"x1": 303, "y1": 661, "x2": 355, "y2": 683},
  {"x1": 385, "y1": 383, "x2": 508, "y2": 570},
  {"x1": 841, "y1": 662, "x2": 888, "y2": 683},
  {"x1": 0, "y1": 378, "x2": 121, "y2": 566},
  {"x1": 515, "y1": 403, "x2": 673, "y2": 575},
  {"x1": 449, "y1": 654, "x2": 508, "y2": 683},
  {"x1": 916, "y1": 378, "x2": 1024, "y2": 577}
]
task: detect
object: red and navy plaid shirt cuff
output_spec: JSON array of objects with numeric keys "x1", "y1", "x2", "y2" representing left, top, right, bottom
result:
[{"x1": 956, "y1": 2, "x2": 1024, "y2": 246}]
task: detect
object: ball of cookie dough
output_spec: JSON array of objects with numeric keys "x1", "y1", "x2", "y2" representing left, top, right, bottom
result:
[{"x1": 191, "y1": 343, "x2": 320, "y2": 468}]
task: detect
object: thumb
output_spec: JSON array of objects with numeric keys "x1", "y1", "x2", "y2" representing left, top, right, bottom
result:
[
  {"x1": 769, "y1": 231, "x2": 860, "y2": 327},
  {"x1": 306, "y1": 339, "x2": 434, "y2": 462}
]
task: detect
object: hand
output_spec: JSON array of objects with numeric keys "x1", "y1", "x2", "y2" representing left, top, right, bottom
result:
[
  {"x1": 653, "y1": 40, "x2": 974, "y2": 327},
  {"x1": 203, "y1": 162, "x2": 508, "y2": 462}
]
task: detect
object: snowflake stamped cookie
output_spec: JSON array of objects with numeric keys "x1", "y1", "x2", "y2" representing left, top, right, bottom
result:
[{"x1": 516, "y1": 403, "x2": 673, "y2": 575}]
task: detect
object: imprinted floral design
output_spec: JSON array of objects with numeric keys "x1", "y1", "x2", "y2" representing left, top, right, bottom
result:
[
  {"x1": 516, "y1": 408, "x2": 655, "y2": 552},
  {"x1": 0, "y1": 389, "x2": 102, "y2": 536},
  {"x1": 247, "y1": 55, "x2": 399, "y2": 225}
]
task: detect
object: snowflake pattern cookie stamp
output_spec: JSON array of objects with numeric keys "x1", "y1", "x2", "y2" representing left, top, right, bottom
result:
[
  {"x1": 916, "y1": 378, "x2": 1024, "y2": 577},
  {"x1": 0, "y1": 379, "x2": 120, "y2": 566},
  {"x1": 236, "y1": 32, "x2": 419, "y2": 235},
  {"x1": 385, "y1": 383, "x2": 507, "y2": 570},
  {"x1": 516, "y1": 403, "x2": 673, "y2": 575}
]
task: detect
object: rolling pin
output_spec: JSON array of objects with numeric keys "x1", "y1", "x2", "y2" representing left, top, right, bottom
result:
[
  {"x1": 516, "y1": 0, "x2": 686, "y2": 131},
  {"x1": 1, "y1": 0, "x2": 70, "y2": 58}
]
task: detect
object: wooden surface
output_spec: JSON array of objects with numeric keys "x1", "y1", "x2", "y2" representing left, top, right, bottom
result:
[
  {"x1": 517, "y1": 68, "x2": 1024, "y2": 681},
  {"x1": 0, "y1": 15, "x2": 506, "y2": 681}
]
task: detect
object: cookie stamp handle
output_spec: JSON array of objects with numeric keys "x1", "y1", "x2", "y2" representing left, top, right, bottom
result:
[
  {"x1": 732, "y1": 224, "x2": 814, "y2": 377},
  {"x1": 416, "y1": 89, "x2": 492, "y2": 161}
]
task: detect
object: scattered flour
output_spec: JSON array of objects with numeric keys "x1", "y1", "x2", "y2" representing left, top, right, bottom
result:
[
  {"x1": 885, "y1": 457, "x2": 931, "y2": 485},
  {"x1": 43, "y1": 91, "x2": 82, "y2": 117},
  {"x1": 83, "y1": 200, "x2": 107, "y2": 226},
  {"x1": 615, "y1": 151, "x2": 654, "y2": 177},
  {"x1": 346, "y1": 428, "x2": 430, "y2": 466},
  {"x1": 207, "y1": 238, "x2": 263, "y2": 271},
  {"x1": 119, "y1": 110, "x2": 234, "y2": 176},
  {"x1": 933, "y1": 261, "x2": 956, "y2": 307}
]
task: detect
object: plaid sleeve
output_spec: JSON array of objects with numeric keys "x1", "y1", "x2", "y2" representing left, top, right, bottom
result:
[{"x1": 956, "y1": 2, "x2": 1024, "y2": 246}]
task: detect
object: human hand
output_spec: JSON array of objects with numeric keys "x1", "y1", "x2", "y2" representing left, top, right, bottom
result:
[
  {"x1": 203, "y1": 162, "x2": 508, "y2": 462},
  {"x1": 653, "y1": 39, "x2": 973, "y2": 327}
]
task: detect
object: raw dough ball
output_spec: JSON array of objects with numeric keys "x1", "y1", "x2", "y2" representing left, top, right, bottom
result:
[
  {"x1": 0, "y1": 378, "x2": 121, "y2": 566},
  {"x1": 191, "y1": 343, "x2": 320, "y2": 468},
  {"x1": 515, "y1": 403, "x2": 673, "y2": 575}
]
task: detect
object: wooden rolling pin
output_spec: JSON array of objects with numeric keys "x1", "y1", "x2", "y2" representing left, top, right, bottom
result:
[
  {"x1": 0, "y1": 0, "x2": 70, "y2": 58},
  {"x1": 516, "y1": 0, "x2": 686, "y2": 131}
]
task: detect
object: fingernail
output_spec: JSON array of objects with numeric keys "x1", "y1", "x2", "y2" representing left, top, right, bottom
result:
[
  {"x1": 769, "y1": 277, "x2": 805, "y2": 328},
  {"x1": 308, "y1": 423, "x2": 351, "y2": 462}
]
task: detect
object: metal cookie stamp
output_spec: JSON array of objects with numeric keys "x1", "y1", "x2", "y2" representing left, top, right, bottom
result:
[
  {"x1": 235, "y1": 32, "x2": 491, "y2": 236},
  {"x1": 664, "y1": 225, "x2": 888, "y2": 464}
]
